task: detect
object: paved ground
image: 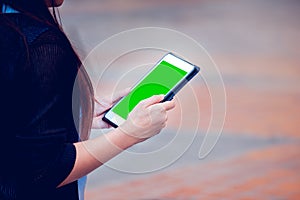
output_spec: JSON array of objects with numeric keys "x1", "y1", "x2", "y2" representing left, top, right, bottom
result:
[
  {"x1": 86, "y1": 143, "x2": 300, "y2": 200},
  {"x1": 60, "y1": 0, "x2": 300, "y2": 199}
]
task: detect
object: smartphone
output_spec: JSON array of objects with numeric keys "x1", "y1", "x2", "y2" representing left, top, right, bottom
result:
[{"x1": 103, "y1": 53, "x2": 200, "y2": 128}]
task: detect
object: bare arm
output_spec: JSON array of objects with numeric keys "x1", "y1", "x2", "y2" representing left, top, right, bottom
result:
[
  {"x1": 58, "y1": 127, "x2": 138, "y2": 187},
  {"x1": 58, "y1": 94, "x2": 175, "y2": 187}
]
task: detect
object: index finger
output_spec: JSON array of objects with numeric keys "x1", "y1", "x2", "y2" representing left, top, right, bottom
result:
[
  {"x1": 160, "y1": 100, "x2": 176, "y2": 111},
  {"x1": 111, "y1": 87, "x2": 131, "y2": 104}
]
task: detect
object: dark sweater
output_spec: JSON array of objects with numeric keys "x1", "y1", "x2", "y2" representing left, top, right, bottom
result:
[{"x1": 0, "y1": 13, "x2": 81, "y2": 200}]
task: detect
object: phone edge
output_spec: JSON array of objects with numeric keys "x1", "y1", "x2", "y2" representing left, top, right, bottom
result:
[{"x1": 102, "y1": 53, "x2": 200, "y2": 128}]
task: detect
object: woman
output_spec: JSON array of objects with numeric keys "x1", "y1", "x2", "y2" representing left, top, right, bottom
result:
[{"x1": 0, "y1": 0, "x2": 175, "y2": 199}]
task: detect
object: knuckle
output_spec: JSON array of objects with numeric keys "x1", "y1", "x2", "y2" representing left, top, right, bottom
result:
[
  {"x1": 162, "y1": 122, "x2": 167, "y2": 128},
  {"x1": 159, "y1": 105, "x2": 166, "y2": 112},
  {"x1": 139, "y1": 100, "x2": 146, "y2": 106},
  {"x1": 170, "y1": 102, "x2": 175, "y2": 108}
]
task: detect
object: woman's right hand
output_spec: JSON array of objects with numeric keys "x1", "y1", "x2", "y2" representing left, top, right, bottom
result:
[
  {"x1": 60, "y1": 95, "x2": 175, "y2": 187},
  {"x1": 118, "y1": 95, "x2": 175, "y2": 142}
]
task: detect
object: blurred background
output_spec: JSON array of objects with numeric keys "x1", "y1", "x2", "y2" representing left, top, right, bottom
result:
[{"x1": 60, "y1": 0, "x2": 300, "y2": 199}]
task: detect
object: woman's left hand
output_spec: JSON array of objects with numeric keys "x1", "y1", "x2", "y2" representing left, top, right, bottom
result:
[{"x1": 92, "y1": 88, "x2": 130, "y2": 129}]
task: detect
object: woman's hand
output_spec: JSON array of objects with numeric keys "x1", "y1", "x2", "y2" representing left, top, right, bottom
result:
[
  {"x1": 118, "y1": 95, "x2": 175, "y2": 142},
  {"x1": 60, "y1": 94, "x2": 175, "y2": 187},
  {"x1": 92, "y1": 88, "x2": 130, "y2": 129}
]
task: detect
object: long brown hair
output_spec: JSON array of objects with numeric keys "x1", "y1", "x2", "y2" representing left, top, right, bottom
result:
[{"x1": 0, "y1": 0, "x2": 94, "y2": 140}]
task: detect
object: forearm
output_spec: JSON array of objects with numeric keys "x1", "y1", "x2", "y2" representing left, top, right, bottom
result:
[{"x1": 58, "y1": 128, "x2": 138, "y2": 187}]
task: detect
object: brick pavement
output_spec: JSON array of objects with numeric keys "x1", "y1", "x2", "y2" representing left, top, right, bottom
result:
[{"x1": 86, "y1": 143, "x2": 300, "y2": 199}]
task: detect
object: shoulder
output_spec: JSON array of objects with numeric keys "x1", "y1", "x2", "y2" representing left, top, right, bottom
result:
[
  {"x1": 0, "y1": 13, "x2": 77, "y2": 66},
  {"x1": 0, "y1": 15, "x2": 25, "y2": 51},
  {"x1": 0, "y1": 13, "x2": 70, "y2": 48},
  {"x1": 0, "y1": 16, "x2": 27, "y2": 80},
  {"x1": 0, "y1": 14, "x2": 78, "y2": 79},
  {"x1": 23, "y1": 18, "x2": 69, "y2": 48}
]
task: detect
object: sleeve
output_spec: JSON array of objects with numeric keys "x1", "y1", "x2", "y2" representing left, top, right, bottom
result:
[{"x1": 14, "y1": 38, "x2": 80, "y2": 190}]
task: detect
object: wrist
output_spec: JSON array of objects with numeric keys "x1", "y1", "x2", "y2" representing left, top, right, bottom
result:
[{"x1": 106, "y1": 128, "x2": 141, "y2": 150}]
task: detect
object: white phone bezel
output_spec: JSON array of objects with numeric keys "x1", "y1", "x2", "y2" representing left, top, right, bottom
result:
[{"x1": 104, "y1": 53, "x2": 195, "y2": 126}]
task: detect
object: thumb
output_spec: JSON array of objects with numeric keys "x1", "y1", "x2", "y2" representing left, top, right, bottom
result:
[{"x1": 138, "y1": 95, "x2": 164, "y2": 108}]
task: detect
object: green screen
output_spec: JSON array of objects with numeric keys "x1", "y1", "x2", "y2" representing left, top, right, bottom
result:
[{"x1": 112, "y1": 60, "x2": 187, "y2": 119}]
